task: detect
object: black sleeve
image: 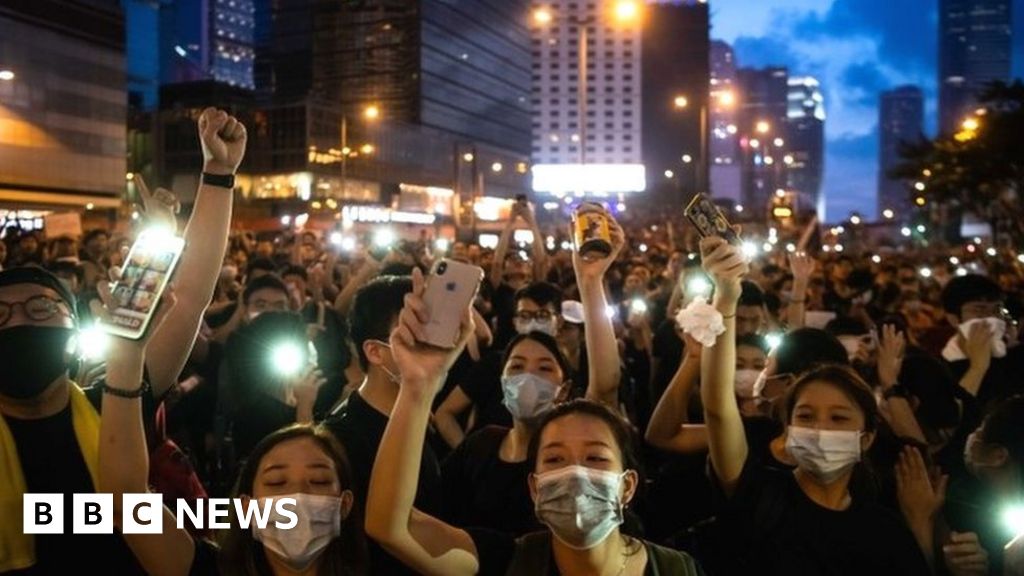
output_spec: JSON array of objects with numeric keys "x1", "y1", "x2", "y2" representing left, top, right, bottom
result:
[
  {"x1": 466, "y1": 528, "x2": 515, "y2": 576},
  {"x1": 188, "y1": 538, "x2": 220, "y2": 576},
  {"x1": 459, "y1": 353, "x2": 500, "y2": 406},
  {"x1": 440, "y1": 437, "x2": 470, "y2": 526}
]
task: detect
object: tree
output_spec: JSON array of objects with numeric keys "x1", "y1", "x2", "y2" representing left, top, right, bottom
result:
[{"x1": 891, "y1": 81, "x2": 1024, "y2": 244}]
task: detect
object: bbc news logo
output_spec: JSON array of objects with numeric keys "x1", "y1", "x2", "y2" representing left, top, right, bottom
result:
[{"x1": 23, "y1": 494, "x2": 298, "y2": 534}]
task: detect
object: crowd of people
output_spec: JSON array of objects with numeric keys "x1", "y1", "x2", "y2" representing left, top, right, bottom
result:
[{"x1": 3, "y1": 109, "x2": 1024, "y2": 576}]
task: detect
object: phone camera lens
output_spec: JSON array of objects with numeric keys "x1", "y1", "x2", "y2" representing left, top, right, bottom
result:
[{"x1": 437, "y1": 262, "x2": 448, "y2": 275}]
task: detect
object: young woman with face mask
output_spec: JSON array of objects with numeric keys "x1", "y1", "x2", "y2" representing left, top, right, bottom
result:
[
  {"x1": 96, "y1": 290, "x2": 367, "y2": 575},
  {"x1": 440, "y1": 332, "x2": 573, "y2": 536},
  {"x1": 699, "y1": 235, "x2": 930, "y2": 575},
  {"x1": 366, "y1": 262, "x2": 700, "y2": 576}
]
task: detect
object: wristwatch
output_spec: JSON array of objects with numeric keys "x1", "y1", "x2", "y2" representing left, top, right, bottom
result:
[
  {"x1": 202, "y1": 172, "x2": 235, "y2": 189},
  {"x1": 883, "y1": 383, "x2": 911, "y2": 400}
]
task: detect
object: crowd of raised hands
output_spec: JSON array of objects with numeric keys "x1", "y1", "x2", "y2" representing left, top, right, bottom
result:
[{"x1": 4, "y1": 106, "x2": 1024, "y2": 576}]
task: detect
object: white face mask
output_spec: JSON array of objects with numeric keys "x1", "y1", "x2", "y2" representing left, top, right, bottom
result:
[
  {"x1": 534, "y1": 465, "x2": 626, "y2": 550},
  {"x1": 252, "y1": 493, "x2": 343, "y2": 571},
  {"x1": 501, "y1": 372, "x2": 560, "y2": 421},
  {"x1": 516, "y1": 318, "x2": 558, "y2": 337},
  {"x1": 734, "y1": 369, "x2": 762, "y2": 399},
  {"x1": 785, "y1": 426, "x2": 862, "y2": 484}
]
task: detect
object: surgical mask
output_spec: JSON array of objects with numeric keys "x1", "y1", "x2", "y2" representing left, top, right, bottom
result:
[
  {"x1": 734, "y1": 369, "x2": 761, "y2": 399},
  {"x1": 785, "y1": 426, "x2": 862, "y2": 484},
  {"x1": 501, "y1": 373, "x2": 559, "y2": 421},
  {"x1": 837, "y1": 336, "x2": 863, "y2": 361},
  {"x1": 0, "y1": 326, "x2": 75, "y2": 399},
  {"x1": 534, "y1": 465, "x2": 625, "y2": 550},
  {"x1": 371, "y1": 340, "x2": 401, "y2": 385},
  {"x1": 252, "y1": 493, "x2": 343, "y2": 572},
  {"x1": 516, "y1": 318, "x2": 558, "y2": 337}
]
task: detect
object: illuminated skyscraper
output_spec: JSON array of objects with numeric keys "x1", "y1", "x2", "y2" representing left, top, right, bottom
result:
[
  {"x1": 878, "y1": 86, "x2": 924, "y2": 218},
  {"x1": 786, "y1": 76, "x2": 825, "y2": 216},
  {"x1": 161, "y1": 0, "x2": 256, "y2": 89}
]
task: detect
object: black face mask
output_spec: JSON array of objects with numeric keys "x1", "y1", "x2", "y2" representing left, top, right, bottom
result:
[{"x1": 0, "y1": 325, "x2": 75, "y2": 399}]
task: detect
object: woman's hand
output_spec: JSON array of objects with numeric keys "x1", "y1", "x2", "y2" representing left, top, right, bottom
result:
[
  {"x1": 896, "y1": 446, "x2": 947, "y2": 526},
  {"x1": 389, "y1": 267, "x2": 475, "y2": 399},
  {"x1": 700, "y1": 233, "x2": 747, "y2": 308},
  {"x1": 877, "y1": 324, "x2": 906, "y2": 390},
  {"x1": 943, "y1": 532, "x2": 989, "y2": 576},
  {"x1": 571, "y1": 203, "x2": 625, "y2": 284}
]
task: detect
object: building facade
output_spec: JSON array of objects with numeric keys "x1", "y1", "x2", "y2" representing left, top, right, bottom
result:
[
  {"x1": 641, "y1": 0, "x2": 710, "y2": 204},
  {"x1": 878, "y1": 85, "x2": 924, "y2": 219},
  {"x1": 939, "y1": 0, "x2": 1013, "y2": 134},
  {"x1": 0, "y1": 0, "x2": 127, "y2": 214},
  {"x1": 736, "y1": 67, "x2": 789, "y2": 215},
  {"x1": 529, "y1": 0, "x2": 644, "y2": 196},
  {"x1": 709, "y1": 39, "x2": 741, "y2": 204},
  {"x1": 785, "y1": 76, "x2": 825, "y2": 217},
  {"x1": 160, "y1": 0, "x2": 256, "y2": 90}
]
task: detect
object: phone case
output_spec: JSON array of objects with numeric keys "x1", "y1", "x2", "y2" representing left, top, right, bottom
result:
[
  {"x1": 685, "y1": 193, "x2": 739, "y2": 245},
  {"x1": 101, "y1": 230, "x2": 185, "y2": 340},
  {"x1": 420, "y1": 259, "x2": 484, "y2": 348}
]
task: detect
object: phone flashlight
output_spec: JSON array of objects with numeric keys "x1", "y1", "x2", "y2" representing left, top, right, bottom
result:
[
  {"x1": 687, "y1": 275, "x2": 712, "y2": 296},
  {"x1": 1003, "y1": 503, "x2": 1024, "y2": 542},
  {"x1": 374, "y1": 228, "x2": 395, "y2": 249},
  {"x1": 329, "y1": 232, "x2": 343, "y2": 246},
  {"x1": 76, "y1": 324, "x2": 111, "y2": 362},
  {"x1": 435, "y1": 238, "x2": 450, "y2": 252},
  {"x1": 765, "y1": 332, "x2": 783, "y2": 351},
  {"x1": 271, "y1": 341, "x2": 306, "y2": 378},
  {"x1": 605, "y1": 305, "x2": 617, "y2": 319},
  {"x1": 919, "y1": 267, "x2": 933, "y2": 278},
  {"x1": 742, "y1": 241, "x2": 759, "y2": 258},
  {"x1": 630, "y1": 299, "x2": 648, "y2": 314}
]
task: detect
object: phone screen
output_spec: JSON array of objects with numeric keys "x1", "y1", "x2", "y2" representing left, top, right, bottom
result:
[
  {"x1": 685, "y1": 193, "x2": 740, "y2": 245},
  {"x1": 103, "y1": 230, "x2": 185, "y2": 339}
]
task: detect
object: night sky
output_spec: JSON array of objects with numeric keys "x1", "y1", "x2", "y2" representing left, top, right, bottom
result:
[{"x1": 711, "y1": 0, "x2": 1024, "y2": 223}]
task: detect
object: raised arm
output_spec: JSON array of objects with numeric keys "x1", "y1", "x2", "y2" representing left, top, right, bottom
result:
[
  {"x1": 877, "y1": 324, "x2": 927, "y2": 444},
  {"x1": 573, "y1": 205, "x2": 625, "y2": 410},
  {"x1": 699, "y1": 235, "x2": 750, "y2": 497},
  {"x1": 333, "y1": 255, "x2": 382, "y2": 316},
  {"x1": 145, "y1": 107, "x2": 246, "y2": 397},
  {"x1": 97, "y1": 290, "x2": 194, "y2": 576},
  {"x1": 365, "y1": 268, "x2": 480, "y2": 576},
  {"x1": 521, "y1": 203, "x2": 549, "y2": 282},
  {"x1": 958, "y1": 322, "x2": 993, "y2": 397},
  {"x1": 786, "y1": 251, "x2": 814, "y2": 330},
  {"x1": 645, "y1": 335, "x2": 709, "y2": 453},
  {"x1": 489, "y1": 213, "x2": 516, "y2": 290}
]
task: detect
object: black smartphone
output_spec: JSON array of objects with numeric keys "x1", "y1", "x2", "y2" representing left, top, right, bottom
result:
[{"x1": 685, "y1": 193, "x2": 740, "y2": 245}]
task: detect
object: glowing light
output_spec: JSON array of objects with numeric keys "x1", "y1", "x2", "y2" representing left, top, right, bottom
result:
[
  {"x1": 613, "y1": 0, "x2": 640, "y2": 20},
  {"x1": 271, "y1": 342, "x2": 305, "y2": 378},
  {"x1": 126, "y1": 172, "x2": 134, "y2": 181},
  {"x1": 915, "y1": 197, "x2": 926, "y2": 206},
  {"x1": 281, "y1": 215, "x2": 291, "y2": 226},
  {"x1": 726, "y1": 124, "x2": 738, "y2": 134},
  {"x1": 329, "y1": 232, "x2": 343, "y2": 246},
  {"x1": 340, "y1": 236, "x2": 356, "y2": 252},
  {"x1": 1018, "y1": 254, "x2": 1024, "y2": 264},
  {"x1": 360, "y1": 144, "x2": 375, "y2": 155},
  {"x1": 682, "y1": 154, "x2": 693, "y2": 163},
  {"x1": 742, "y1": 241, "x2": 759, "y2": 258},
  {"x1": 919, "y1": 267, "x2": 932, "y2": 278},
  {"x1": 674, "y1": 95, "x2": 689, "y2": 109},
  {"x1": 962, "y1": 118, "x2": 980, "y2": 131},
  {"x1": 363, "y1": 105, "x2": 380, "y2": 120},
  {"x1": 664, "y1": 170, "x2": 675, "y2": 179},
  {"x1": 949, "y1": 256, "x2": 960, "y2": 265},
  {"x1": 956, "y1": 267, "x2": 968, "y2": 276},
  {"x1": 765, "y1": 333, "x2": 783, "y2": 350},
  {"x1": 479, "y1": 234, "x2": 500, "y2": 249},
  {"x1": 435, "y1": 238, "x2": 450, "y2": 252},
  {"x1": 735, "y1": 204, "x2": 744, "y2": 213},
  {"x1": 987, "y1": 247, "x2": 997, "y2": 257},
  {"x1": 374, "y1": 228, "x2": 395, "y2": 248},
  {"x1": 882, "y1": 209, "x2": 895, "y2": 219},
  {"x1": 77, "y1": 324, "x2": 110, "y2": 362},
  {"x1": 605, "y1": 305, "x2": 618, "y2": 319},
  {"x1": 773, "y1": 138, "x2": 785, "y2": 147},
  {"x1": 755, "y1": 121, "x2": 771, "y2": 134},
  {"x1": 687, "y1": 276, "x2": 711, "y2": 296},
  {"x1": 294, "y1": 213, "x2": 309, "y2": 228},
  {"x1": 901, "y1": 227, "x2": 912, "y2": 237},
  {"x1": 0, "y1": 70, "x2": 16, "y2": 81},
  {"x1": 531, "y1": 164, "x2": 646, "y2": 194},
  {"x1": 533, "y1": 8, "x2": 553, "y2": 24},
  {"x1": 783, "y1": 155, "x2": 794, "y2": 165},
  {"x1": 463, "y1": 152, "x2": 475, "y2": 162},
  {"x1": 786, "y1": 243, "x2": 796, "y2": 253},
  {"x1": 639, "y1": 243, "x2": 648, "y2": 253},
  {"x1": 914, "y1": 182, "x2": 926, "y2": 191},
  {"x1": 917, "y1": 225, "x2": 927, "y2": 233},
  {"x1": 850, "y1": 215, "x2": 862, "y2": 225},
  {"x1": 762, "y1": 242, "x2": 773, "y2": 252},
  {"x1": 630, "y1": 299, "x2": 648, "y2": 314},
  {"x1": 871, "y1": 255, "x2": 882, "y2": 264},
  {"x1": 1001, "y1": 504, "x2": 1024, "y2": 539},
  {"x1": 85, "y1": 203, "x2": 95, "y2": 211}
]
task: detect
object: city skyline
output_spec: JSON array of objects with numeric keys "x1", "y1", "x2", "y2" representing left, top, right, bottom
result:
[{"x1": 711, "y1": 0, "x2": 1024, "y2": 222}]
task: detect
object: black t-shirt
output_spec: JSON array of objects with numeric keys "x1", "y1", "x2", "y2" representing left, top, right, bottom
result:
[
  {"x1": 440, "y1": 426, "x2": 540, "y2": 536},
  {"x1": 458, "y1": 352, "x2": 513, "y2": 432},
  {"x1": 324, "y1": 392, "x2": 443, "y2": 575},
  {"x1": 491, "y1": 283, "x2": 519, "y2": 350},
  {"x1": 946, "y1": 345, "x2": 1024, "y2": 413},
  {"x1": 298, "y1": 302, "x2": 350, "y2": 416},
  {"x1": 710, "y1": 457, "x2": 930, "y2": 575},
  {"x1": 4, "y1": 403, "x2": 145, "y2": 575}
]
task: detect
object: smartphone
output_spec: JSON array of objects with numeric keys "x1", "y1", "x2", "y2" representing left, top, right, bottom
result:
[
  {"x1": 420, "y1": 259, "x2": 484, "y2": 348},
  {"x1": 685, "y1": 193, "x2": 740, "y2": 245},
  {"x1": 101, "y1": 229, "x2": 185, "y2": 340}
]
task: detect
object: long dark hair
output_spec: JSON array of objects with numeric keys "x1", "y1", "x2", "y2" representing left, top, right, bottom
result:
[
  {"x1": 502, "y1": 331, "x2": 573, "y2": 382},
  {"x1": 782, "y1": 364, "x2": 879, "y2": 433},
  {"x1": 217, "y1": 424, "x2": 368, "y2": 576}
]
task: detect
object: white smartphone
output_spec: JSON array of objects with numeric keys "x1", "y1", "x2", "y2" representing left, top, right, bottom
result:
[
  {"x1": 101, "y1": 229, "x2": 185, "y2": 340},
  {"x1": 420, "y1": 259, "x2": 484, "y2": 348}
]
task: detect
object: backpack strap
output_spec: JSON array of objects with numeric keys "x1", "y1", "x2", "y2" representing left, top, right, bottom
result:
[{"x1": 506, "y1": 531, "x2": 553, "y2": 576}]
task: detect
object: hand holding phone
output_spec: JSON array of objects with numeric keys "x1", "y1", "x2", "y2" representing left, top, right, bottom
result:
[
  {"x1": 99, "y1": 229, "x2": 185, "y2": 340},
  {"x1": 419, "y1": 259, "x2": 484, "y2": 348}
]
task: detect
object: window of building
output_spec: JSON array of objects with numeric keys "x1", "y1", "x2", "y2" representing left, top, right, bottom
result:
[
  {"x1": 624, "y1": 146, "x2": 633, "y2": 153},
  {"x1": 551, "y1": 74, "x2": 560, "y2": 81},
  {"x1": 623, "y1": 134, "x2": 632, "y2": 141},
  {"x1": 623, "y1": 110, "x2": 633, "y2": 117},
  {"x1": 623, "y1": 122, "x2": 632, "y2": 129}
]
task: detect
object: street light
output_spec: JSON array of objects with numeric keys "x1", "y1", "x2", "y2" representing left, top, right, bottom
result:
[
  {"x1": 340, "y1": 104, "x2": 380, "y2": 195},
  {"x1": 364, "y1": 105, "x2": 380, "y2": 120},
  {"x1": 674, "y1": 95, "x2": 689, "y2": 109},
  {"x1": 755, "y1": 120, "x2": 771, "y2": 134},
  {"x1": 962, "y1": 117, "x2": 980, "y2": 131},
  {"x1": 614, "y1": 0, "x2": 640, "y2": 21}
]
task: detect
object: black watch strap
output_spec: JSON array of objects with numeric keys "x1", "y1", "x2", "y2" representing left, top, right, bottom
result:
[
  {"x1": 883, "y1": 384, "x2": 910, "y2": 400},
  {"x1": 202, "y1": 172, "x2": 235, "y2": 189}
]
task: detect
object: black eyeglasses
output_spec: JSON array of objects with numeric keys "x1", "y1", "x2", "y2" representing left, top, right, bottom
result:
[
  {"x1": 515, "y1": 310, "x2": 555, "y2": 322},
  {"x1": 0, "y1": 296, "x2": 70, "y2": 328}
]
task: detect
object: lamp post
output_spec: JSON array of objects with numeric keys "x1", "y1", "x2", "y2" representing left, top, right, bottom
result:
[
  {"x1": 340, "y1": 104, "x2": 380, "y2": 197},
  {"x1": 674, "y1": 88, "x2": 734, "y2": 195},
  {"x1": 534, "y1": 2, "x2": 640, "y2": 192}
]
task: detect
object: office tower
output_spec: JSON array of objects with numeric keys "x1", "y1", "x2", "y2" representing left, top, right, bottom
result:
[
  {"x1": 0, "y1": 0, "x2": 127, "y2": 211},
  {"x1": 878, "y1": 86, "x2": 924, "y2": 218},
  {"x1": 786, "y1": 76, "x2": 825, "y2": 217},
  {"x1": 709, "y1": 39, "x2": 741, "y2": 204},
  {"x1": 160, "y1": 0, "x2": 256, "y2": 89},
  {"x1": 529, "y1": 0, "x2": 644, "y2": 196},
  {"x1": 641, "y1": 0, "x2": 711, "y2": 202},
  {"x1": 736, "y1": 67, "x2": 788, "y2": 214},
  {"x1": 939, "y1": 0, "x2": 1013, "y2": 134}
]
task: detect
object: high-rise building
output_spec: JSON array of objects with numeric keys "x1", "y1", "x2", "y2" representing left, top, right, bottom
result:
[
  {"x1": 641, "y1": 0, "x2": 710, "y2": 204},
  {"x1": 253, "y1": 0, "x2": 313, "y2": 102},
  {"x1": 939, "y1": 0, "x2": 1013, "y2": 134},
  {"x1": 878, "y1": 86, "x2": 924, "y2": 219},
  {"x1": 529, "y1": 0, "x2": 645, "y2": 196},
  {"x1": 736, "y1": 67, "x2": 789, "y2": 214},
  {"x1": 160, "y1": 0, "x2": 256, "y2": 90},
  {"x1": 0, "y1": 0, "x2": 127, "y2": 212},
  {"x1": 786, "y1": 76, "x2": 825, "y2": 216},
  {"x1": 709, "y1": 40, "x2": 741, "y2": 204}
]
